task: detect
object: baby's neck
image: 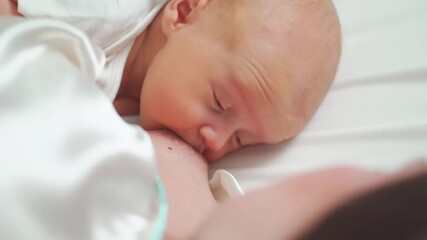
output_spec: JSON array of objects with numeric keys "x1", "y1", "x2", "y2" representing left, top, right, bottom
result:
[
  {"x1": 118, "y1": 10, "x2": 166, "y2": 101},
  {"x1": 118, "y1": 31, "x2": 147, "y2": 101}
]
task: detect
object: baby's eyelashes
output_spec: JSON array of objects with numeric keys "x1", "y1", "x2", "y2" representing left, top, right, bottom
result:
[
  {"x1": 213, "y1": 89, "x2": 233, "y2": 112},
  {"x1": 235, "y1": 133, "x2": 242, "y2": 147},
  {"x1": 214, "y1": 92, "x2": 225, "y2": 112}
]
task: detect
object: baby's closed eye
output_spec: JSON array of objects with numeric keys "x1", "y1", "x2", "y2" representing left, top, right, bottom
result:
[
  {"x1": 212, "y1": 88, "x2": 232, "y2": 112},
  {"x1": 235, "y1": 133, "x2": 242, "y2": 147},
  {"x1": 213, "y1": 91, "x2": 225, "y2": 112}
]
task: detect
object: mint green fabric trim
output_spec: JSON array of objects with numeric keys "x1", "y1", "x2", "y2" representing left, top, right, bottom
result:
[{"x1": 150, "y1": 175, "x2": 168, "y2": 240}]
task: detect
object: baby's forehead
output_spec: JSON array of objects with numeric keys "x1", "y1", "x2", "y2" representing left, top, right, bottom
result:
[{"x1": 229, "y1": 77, "x2": 296, "y2": 142}]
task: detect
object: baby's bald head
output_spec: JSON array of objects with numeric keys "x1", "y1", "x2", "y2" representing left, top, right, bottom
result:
[
  {"x1": 202, "y1": 0, "x2": 341, "y2": 139},
  {"x1": 143, "y1": 0, "x2": 341, "y2": 160}
]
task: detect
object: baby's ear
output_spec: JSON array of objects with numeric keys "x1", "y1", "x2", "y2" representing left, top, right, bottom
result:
[{"x1": 162, "y1": 0, "x2": 209, "y2": 36}]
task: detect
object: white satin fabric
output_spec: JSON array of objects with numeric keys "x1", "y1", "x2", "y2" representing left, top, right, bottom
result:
[
  {"x1": 17, "y1": 0, "x2": 167, "y2": 99},
  {"x1": 0, "y1": 17, "x2": 167, "y2": 240}
]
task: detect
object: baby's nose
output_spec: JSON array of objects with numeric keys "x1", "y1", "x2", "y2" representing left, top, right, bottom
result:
[{"x1": 200, "y1": 125, "x2": 230, "y2": 152}]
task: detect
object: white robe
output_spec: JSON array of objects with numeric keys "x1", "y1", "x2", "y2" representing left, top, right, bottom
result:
[
  {"x1": 0, "y1": 16, "x2": 167, "y2": 240},
  {"x1": 16, "y1": 0, "x2": 167, "y2": 100}
]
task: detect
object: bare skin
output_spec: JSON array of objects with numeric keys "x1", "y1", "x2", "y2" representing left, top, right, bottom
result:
[
  {"x1": 194, "y1": 164, "x2": 427, "y2": 240},
  {"x1": 0, "y1": 0, "x2": 20, "y2": 16},
  {"x1": 151, "y1": 133, "x2": 427, "y2": 240},
  {"x1": 150, "y1": 130, "x2": 217, "y2": 239}
]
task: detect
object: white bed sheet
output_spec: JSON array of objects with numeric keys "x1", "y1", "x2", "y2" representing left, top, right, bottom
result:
[{"x1": 211, "y1": 0, "x2": 427, "y2": 192}]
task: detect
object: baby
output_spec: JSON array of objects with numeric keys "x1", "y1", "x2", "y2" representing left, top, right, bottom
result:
[{"x1": 8, "y1": 0, "x2": 341, "y2": 161}]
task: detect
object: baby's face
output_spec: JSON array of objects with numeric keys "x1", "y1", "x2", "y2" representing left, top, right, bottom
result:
[
  {"x1": 139, "y1": 0, "x2": 340, "y2": 161},
  {"x1": 140, "y1": 26, "x2": 298, "y2": 161}
]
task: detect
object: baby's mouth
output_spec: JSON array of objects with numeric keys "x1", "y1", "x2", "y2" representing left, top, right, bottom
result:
[{"x1": 174, "y1": 131, "x2": 206, "y2": 156}]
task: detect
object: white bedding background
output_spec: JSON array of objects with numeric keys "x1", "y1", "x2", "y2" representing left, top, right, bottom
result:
[{"x1": 211, "y1": 0, "x2": 427, "y2": 192}]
